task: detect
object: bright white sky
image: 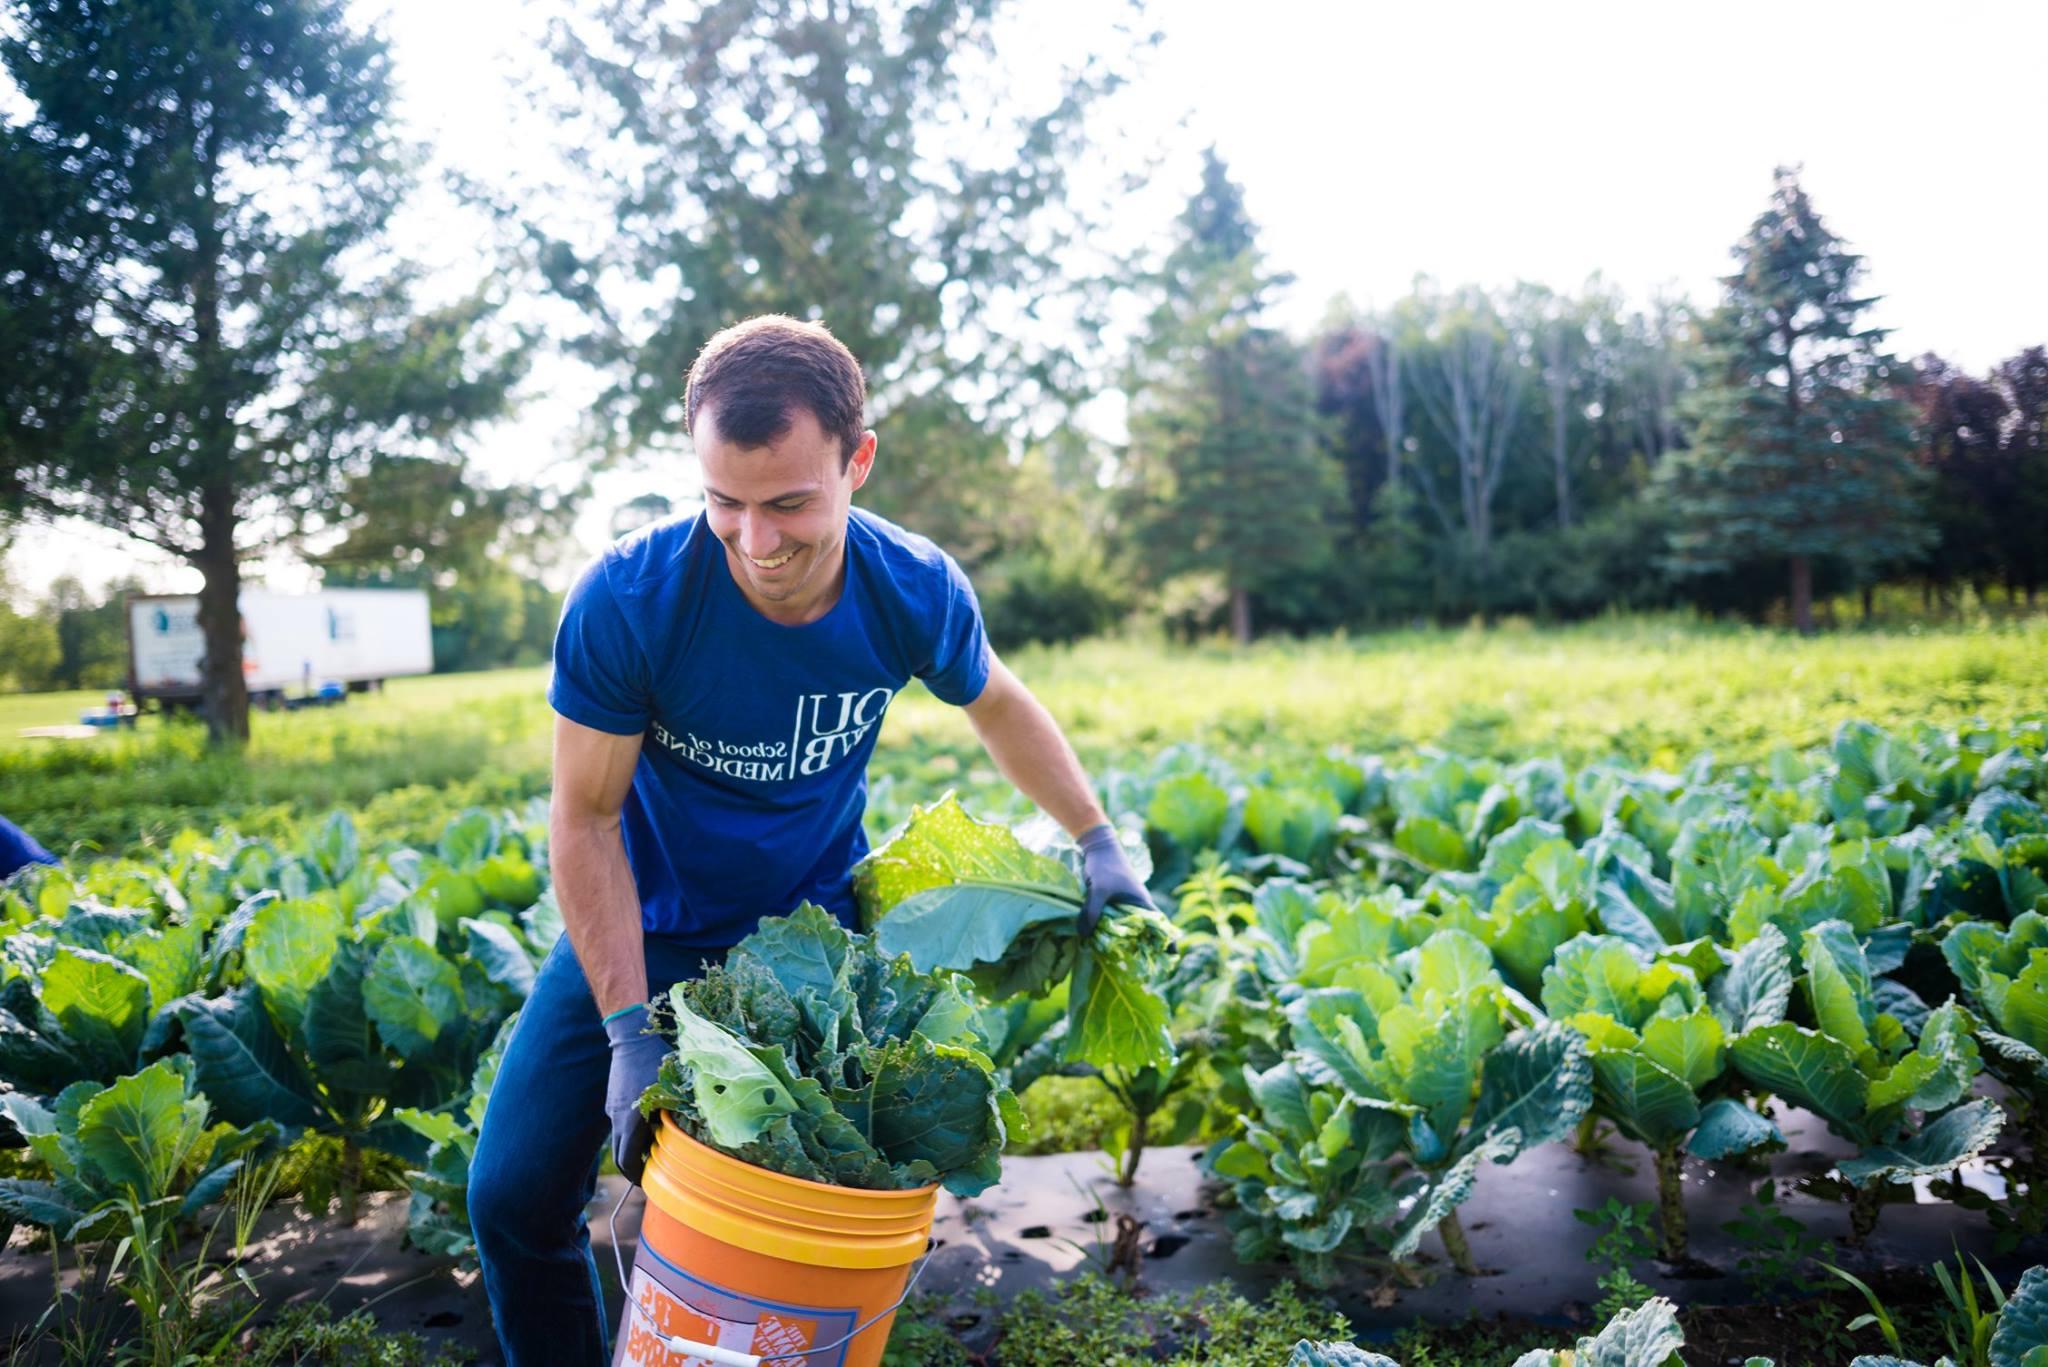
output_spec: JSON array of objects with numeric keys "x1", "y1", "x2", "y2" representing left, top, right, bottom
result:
[{"x1": 10, "y1": 0, "x2": 2046, "y2": 601}]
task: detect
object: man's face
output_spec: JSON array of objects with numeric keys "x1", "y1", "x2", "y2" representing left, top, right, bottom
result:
[{"x1": 695, "y1": 404, "x2": 875, "y2": 623}]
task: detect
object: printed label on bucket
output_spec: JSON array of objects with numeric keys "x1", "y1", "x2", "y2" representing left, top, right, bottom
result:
[{"x1": 614, "y1": 1250, "x2": 859, "y2": 1367}]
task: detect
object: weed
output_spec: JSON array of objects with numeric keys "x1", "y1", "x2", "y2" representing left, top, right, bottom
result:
[
  {"x1": 1573, "y1": 1198, "x2": 1658, "y2": 1320},
  {"x1": 1722, "y1": 1181, "x2": 1829, "y2": 1298}
]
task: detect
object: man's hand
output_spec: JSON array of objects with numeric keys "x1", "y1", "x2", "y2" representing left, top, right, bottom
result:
[
  {"x1": 1077, "y1": 823, "x2": 1156, "y2": 936},
  {"x1": 604, "y1": 1004, "x2": 667, "y2": 1184}
]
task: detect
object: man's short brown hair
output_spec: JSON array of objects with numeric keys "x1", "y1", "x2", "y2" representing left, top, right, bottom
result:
[{"x1": 684, "y1": 316, "x2": 867, "y2": 467}]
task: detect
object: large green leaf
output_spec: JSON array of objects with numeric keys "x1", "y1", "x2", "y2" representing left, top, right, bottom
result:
[
  {"x1": 0, "y1": 1178, "x2": 90, "y2": 1236},
  {"x1": 1390, "y1": 1126, "x2": 1519, "y2": 1259},
  {"x1": 1287, "y1": 1342, "x2": 1401, "y2": 1366},
  {"x1": 1063, "y1": 947, "x2": 1173, "y2": 1072},
  {"x1": 1410, "y1": 928, "x2": 1499, "y2": 1001},
  {"x1": 1463, "y1": 1022, "x2": 1593, "y2": 1155},
  {"x1": 1147, "y1": 773, "x2": 1230, "y2": 851},
  {"x1": 114, "y1": 923, "x2": 205, "y2": 1021},
  {"x1": 309, "y1": 811, "x2": 360, "y2": 885},
  {"x1": 1730, "y1": 1022, "x2": 1868, "y2": 1130},
  {"x1": 303, "y1": 941, "x2": 388, "y2": 1095},
  {"x1": 1573, "y1": 1294, "x2": 1687, "y2": 1367},
  {"x1": 245, "y1": 898, "x2": 345, "y2": 1036},
  {"x1": 1639, "y1": 1009, "x2": 1726, "y2": 1092},
  {"x1": 1246, "y1": 787, "x2": 1340, "y2": 865},
  {"x1": 1991, "y1": 1265, "x2": 2048, "y2": 1367},
  {"x1": 74, "y1": 1059, "x2": 200, "y2": 1201},
  {"x1": 854, "y1": 793, "x2": 1076, "y2": 921},
  {"x1": 459, "y1": 917, "x2": 537, "y2": 1000},
  {"x1": 1395, "y1": 814, "x2": 1470, "y2": 872},
  {"x1": 1708, "y1": 923, "x2": 1792, "y2": 1036},
  {"x1": 1288, "y1": 989, "x2": 1388, "y2": 1099},
  {"x1": 177, "y1": 990, "x2": 321, "y2": 1129},
  {"x1": 1297, "y1": 896, "x2": 1408, "y2": 989},
  {"x1": 1588, "y1": 1049, "x2": 1700, "y2": 1148},
  {"x1": 1379, "y1": 982, "x2": 1502, "y2": 1143},
  {"x1": 363, "y1": 937, "x2": 465, "y2": 1061},
  {"x1": 1897, "y1": 1001, "x2": 1982, "y2": 1113},
  {"x1": 1687, "y1": 1097, "x2": 1783, "y2": 1160},
  {"x1": 1801, "y1": 920, "x2": 1875, "y2": 1058},
  {"x1": 874, "y1": 885, "x2": 1076, "y2": 978},
  {"x1": 664, "y1": 994, "x2": 799, "y2": 1148},
  {"x1": 41, "y1": 947, "x2": 149, "y2": 1076},
  {"x1": 1838, "y1": 1098, "x2": 2004, "y2": 1187},
  {"x1": 839, "y1": 1037, "x2": 1007, "y2": 1197}
]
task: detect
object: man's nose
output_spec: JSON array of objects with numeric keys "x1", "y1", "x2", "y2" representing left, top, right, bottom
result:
[{"x1": 739, "y1": 511, "x2": 779, "y2": 559}]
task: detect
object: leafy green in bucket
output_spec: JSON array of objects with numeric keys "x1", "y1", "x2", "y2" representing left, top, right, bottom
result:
[{"x1": 644, "y1": 904, "x2": 1021, "y2": 1197}]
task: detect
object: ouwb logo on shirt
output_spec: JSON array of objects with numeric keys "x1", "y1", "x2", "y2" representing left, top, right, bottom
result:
[{"x1": 648, "y1": 686, "x2": 895, "y2": 784}]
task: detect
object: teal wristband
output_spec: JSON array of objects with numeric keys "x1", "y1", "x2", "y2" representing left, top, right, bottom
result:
[{"x1": 601, "y1": 1002, "x2": 647, "y2": 1024}]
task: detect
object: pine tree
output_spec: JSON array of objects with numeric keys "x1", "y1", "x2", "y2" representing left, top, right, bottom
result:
[
  {"x1": 1121, "y1": 150, "x2": 1340, "y2": 644},
  {"x1": 1657, "y1": 167, "x2": 1926, "y2": 633},
  {"x1": 0, "y1": 1, "x2": 523, "y2": 742}
]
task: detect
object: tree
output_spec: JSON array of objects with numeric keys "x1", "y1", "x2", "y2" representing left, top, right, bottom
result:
[
  {"x1": 1656, "y1": 168, "x2": 1926, "y2": 633},
  {"x1": 44, "y1": 573, "x2": 139, "y2": 692},
  {"x1": 1408, "y1": 285, "x2": 1528, "y2": 562},
  {"x1": 1311, "y1": 307, "x2": 1403, "y2": 535},
  {"x1": 528, "y1": 0, "x2": 1148, "y2": 563},
  {"x1": 1989, "y1": 346, "x2": 2048, "y2": 601},
  {"x1": 1909, "y1": 352, "x2": 2007, "y2": 601},
  {"x1": 314, "y1": 456, "x2": 579, "y2": 672},
  {"x1": 0, "y1": 561, "x2": 58, "y2": 693},
  {"x1": 0, "y1": 1, "x2": 524, "y2": 741},
  {"x1": 1121, "y1": 149, "x2": 1339, "y2": 644}
]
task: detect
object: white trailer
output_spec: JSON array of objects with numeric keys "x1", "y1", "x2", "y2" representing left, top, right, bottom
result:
[{"x1": 126, "y1": 588, "x2": 434, "y2": 707}]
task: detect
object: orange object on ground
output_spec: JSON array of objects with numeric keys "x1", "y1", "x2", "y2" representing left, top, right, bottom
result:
[{"x1": 612, "y1": 1115, "x2": 938, "y2": 1367}]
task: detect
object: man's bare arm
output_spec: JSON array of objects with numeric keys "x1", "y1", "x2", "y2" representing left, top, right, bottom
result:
[
  {"x1": 961, "y1": 655, "x2": 1108, "y2": 838},
  {"x1": 549, "y1": 714, "x2": 648, "y2": 1016}
]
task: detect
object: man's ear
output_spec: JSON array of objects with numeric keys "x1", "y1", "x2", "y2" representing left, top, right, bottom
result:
[{"x1": 848, "y1": 430, "x2": 878, "y2": 492}]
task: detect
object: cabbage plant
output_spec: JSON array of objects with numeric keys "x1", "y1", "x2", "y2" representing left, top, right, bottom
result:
[
  {"x1": 1280, "y1": 928, "x2": 1591, "y2": 1275},
  {"x1": 1541, "y1": 931, "x2": 1786, "y2": 1260},
  {"x1": 175, "y1": 891, "x2": 529, "y2": 1223},
  {"x1": 1732, "y1": 919, "x2": 2001, "y2": 1242},
  {"x1": 1208, "y1": 1058, "x2": 1411, "y2": 1289}
]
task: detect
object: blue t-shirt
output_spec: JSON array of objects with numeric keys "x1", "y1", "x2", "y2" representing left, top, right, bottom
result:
[
  {"x1": 0, "y1": 815, "x2": 57, "y2": 881},
  {"x1": 547, "y1": 507, "x2": 990, "y2": 948}
]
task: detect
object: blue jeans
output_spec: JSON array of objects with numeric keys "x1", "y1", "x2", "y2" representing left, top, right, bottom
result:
[{"x1": 470, "y1": 931, "x2": 727, "y2": 1366}]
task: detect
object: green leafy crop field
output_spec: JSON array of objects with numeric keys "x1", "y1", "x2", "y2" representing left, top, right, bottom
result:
[{"x1": 4, "y1": 617, "x2": 2043, "y2": 861}]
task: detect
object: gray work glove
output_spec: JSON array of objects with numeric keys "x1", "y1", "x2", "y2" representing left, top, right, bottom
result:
[
  {"x1": 604, "y1": 1003, "x2": 667, "y2": 1185},
  {"x1": 1077, "y1": 822, "x2": 1156, "y2": 937}
]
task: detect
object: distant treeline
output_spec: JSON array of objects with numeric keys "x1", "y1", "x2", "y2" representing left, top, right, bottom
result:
[{"x1": 979, "y1": 156, "x2": 2047, "y2": 646}]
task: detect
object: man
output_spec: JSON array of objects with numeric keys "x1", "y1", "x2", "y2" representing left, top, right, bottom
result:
[
  {"x1": 468, "y1": 315, "x2": 1153, "y2": 1365},
  {"x1": 0, "y1": 814, "x2": 57, "y2": 880}
]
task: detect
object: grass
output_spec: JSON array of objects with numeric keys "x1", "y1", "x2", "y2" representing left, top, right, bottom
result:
[{"x1": 4, "y1": 614, "x2": 2045, "y2": 859}]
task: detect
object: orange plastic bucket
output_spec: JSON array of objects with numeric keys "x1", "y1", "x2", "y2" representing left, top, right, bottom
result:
[{"x1": 611, "y1": 1114, "x2": 939, "y2": 1367}]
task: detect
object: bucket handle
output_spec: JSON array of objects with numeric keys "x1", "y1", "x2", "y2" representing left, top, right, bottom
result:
[{"x1": 607, "y1": 1181, "x2": 939, "y2": 1366}]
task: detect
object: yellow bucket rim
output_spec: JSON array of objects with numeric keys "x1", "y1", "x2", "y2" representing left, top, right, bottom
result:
[{"x1": 641, "y1": 1115, "x2": 938, "y2": 1270}]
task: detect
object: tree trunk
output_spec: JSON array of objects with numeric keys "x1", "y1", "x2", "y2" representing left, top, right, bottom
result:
[
  {"x1": 1229, "y1": 585, "x2": 1251, "y2": 646},
  {"x1": 1922, "y1": 579, "x2": 1933, "y2": 611},
  {"x1": 1789, "y1": 554, "x2": 1814, "y2": 635},
  {"x1": 1573, "y1": 1108, "x2": 1602, "y2": 1156},
  {"x1": 1653, "y1": 1145, "x2": 1688, "y2": 1261},
  {"x1": 1861, "y1": 583, "x2": 1874, "y2": 623},
  {"x1": 193, "y1": 493, "x2": 249, "y2": 745},
  {"x1": 1437, "y1": 1207, "x2": 1479, "y2": 1276}
]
